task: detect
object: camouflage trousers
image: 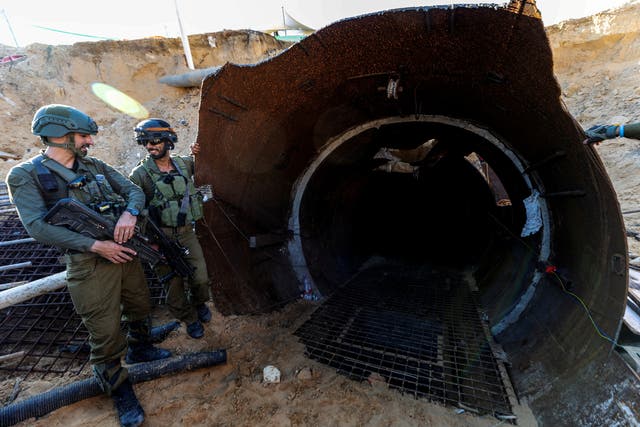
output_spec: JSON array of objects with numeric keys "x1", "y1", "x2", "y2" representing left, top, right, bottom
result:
[{"x1": 65, "y1": 252, "x2": 151, "y2": 393}]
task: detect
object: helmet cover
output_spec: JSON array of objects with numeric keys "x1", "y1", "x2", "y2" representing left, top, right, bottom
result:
[{"x1": 32, "y1": 104, "x2": 98, "y2": 138}]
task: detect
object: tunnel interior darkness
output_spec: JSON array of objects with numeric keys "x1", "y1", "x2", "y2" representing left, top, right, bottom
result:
[{"x1": 297, "y1": 119, "x2": 542, "y2": 325}]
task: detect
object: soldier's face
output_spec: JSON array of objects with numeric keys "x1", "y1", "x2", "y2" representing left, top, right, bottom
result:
[
  {"x1": 145, "y1": 140, "x2": 169, "y2": 160},
  {"x1": 73, "y1": 133, "x2": 94, "y2": 157}
]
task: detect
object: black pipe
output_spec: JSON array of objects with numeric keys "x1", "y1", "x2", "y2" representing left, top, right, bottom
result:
[{"x1": 0, "y1": 350, "x2": 227, "y2": 427}]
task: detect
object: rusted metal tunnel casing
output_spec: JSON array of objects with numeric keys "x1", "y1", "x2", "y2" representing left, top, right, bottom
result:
[{"x1": 195, "y1": 3, "x2": 627, "y2": 420}]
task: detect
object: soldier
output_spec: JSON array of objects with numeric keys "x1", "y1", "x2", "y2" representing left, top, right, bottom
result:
[
  {"x1": 584, "y1": 122, "x2": 640, "y2": 144},
  {"x1": 5, "y1": 104, "x2": 171, "y2": 427},
  {"x1": 129, "y1": 118, "x2": 212, "y2": 339}
]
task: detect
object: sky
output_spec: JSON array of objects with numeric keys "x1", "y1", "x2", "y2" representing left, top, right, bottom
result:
[{"x1": 0, "y1": 0, "x2": 635, "y2": 48}]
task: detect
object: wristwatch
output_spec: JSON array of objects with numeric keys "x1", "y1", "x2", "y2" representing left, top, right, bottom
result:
[{"x1": 126, "y1": 207, "x2": 140, "y2": 216}]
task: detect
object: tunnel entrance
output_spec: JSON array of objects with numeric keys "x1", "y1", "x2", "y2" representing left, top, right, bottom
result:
[
  {"x1": 290, "y1": 116, "x2": 535, "y2": 419},
  {"x1": 295, "y1": 265, "x2": 517, "y2": 419},
  {"x1": 288, "y1": 116, "x2": 549, "y2": 337},
  {"x1": 196, "y1": 5, "x2": 628, "y2": 424}
]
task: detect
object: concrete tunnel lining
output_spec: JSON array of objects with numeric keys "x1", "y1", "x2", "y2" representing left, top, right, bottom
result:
[{"x1": 287, "y1": 114, "x2": 552, "y2": 336}]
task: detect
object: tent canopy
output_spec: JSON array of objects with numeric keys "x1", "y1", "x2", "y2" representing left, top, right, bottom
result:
[{"x1": 264, "y1": 8, "x2": 315, "y2": 35}]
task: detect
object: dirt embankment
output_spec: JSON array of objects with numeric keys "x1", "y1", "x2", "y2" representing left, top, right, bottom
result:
[
  {"x1": 0, "y1": 30, "x2": 289, "y2": 178},
  {"x1": 546, "y1": 1, "x2": 640, "y2": 254}
]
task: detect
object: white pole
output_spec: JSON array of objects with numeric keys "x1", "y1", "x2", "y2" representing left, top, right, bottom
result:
[
  {"x1": 174, "y1": 0, "x2": 195, "y2": 70},
  {"x1": 0, "y1": 271, "x2": 67, "y2": 310},
  {"x1": 1, "y1": 9, "x2": 20, "y2": 49},
  {"x1": 281, "y1": 6, "x2": 287, "y2": 37}
]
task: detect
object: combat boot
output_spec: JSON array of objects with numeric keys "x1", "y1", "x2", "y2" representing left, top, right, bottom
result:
[
  {"x1": 196, "y1": 303, "x2": 212, "y2": 323},
  {"x1": 125, "y1": 342, "x2": 172, "y2": 364},
  {"x1": 186, "y1": 320, "x2": 204, "y2": 339},
  {"x1": 126, "y1": 317, "x2": 172, "y2": 363},
  {"x1": 111, "y1": 378, "x2": 145, "y2": 427}
]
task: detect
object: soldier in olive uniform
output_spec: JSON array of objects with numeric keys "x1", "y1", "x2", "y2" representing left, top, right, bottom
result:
[
  {"x1": 584, "y1": 122, "x2": 640, "y2": 144},
  {"x1": 129, "y1": 119, "x2": 212, "y2": 339},
  {"x1": 6, "y1": 105, "x2": 171, "y2": 427}
]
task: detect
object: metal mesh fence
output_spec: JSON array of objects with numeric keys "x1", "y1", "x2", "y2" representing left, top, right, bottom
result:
[{"x1": 0, "y1": 185, "x2": 166, "y2": 380}]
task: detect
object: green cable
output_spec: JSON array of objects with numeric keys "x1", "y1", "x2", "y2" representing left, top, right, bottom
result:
[
  {"x1": 551, "y1": 271, "x2": 620, "y2": 347},
  {"x1": 489, "y1": 211, "x2": 620, "y2": 347},
  {"x1": 32, "y1": 25, "x2": 116, "y2": 40}
]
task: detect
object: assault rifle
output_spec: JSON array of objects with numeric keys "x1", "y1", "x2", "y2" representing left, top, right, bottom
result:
[
  {"x1": 142, "y1": 213, "x2": 195, "y2": 282},
  {"x1": 44, "y1": 198, "x2": 194, "y2": 281}
]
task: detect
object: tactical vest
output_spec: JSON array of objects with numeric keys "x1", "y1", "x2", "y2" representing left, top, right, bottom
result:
[
  {"x1": 34, "y1": 154, "x2": 127, "y2": 222},
  {"x1": 140, "y1": 156, "x2": 203, "y2": 227}
]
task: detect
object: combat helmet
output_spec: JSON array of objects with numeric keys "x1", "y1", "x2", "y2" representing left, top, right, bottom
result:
[
  {"x1": 32, "y1": 104, "x2": 98, "y2": 139},
  {"x1": 31, "y1": 104, "x2": 98, "y2": 155},
  {"x1": 134, "y1": 118, "x2": 177, "y2": 150}
]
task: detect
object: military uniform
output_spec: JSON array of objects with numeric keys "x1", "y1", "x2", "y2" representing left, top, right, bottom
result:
[
  {"x1": 130, "y1": 155, "x2": 210, "y2": 325},
  {"x1": 6, "y1": 152, "x2": 150, "y2": 392}
]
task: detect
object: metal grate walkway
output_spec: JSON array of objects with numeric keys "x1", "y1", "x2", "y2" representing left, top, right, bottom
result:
[{"x1": 295, "y1": 266, "x2": 517, "y2": 420}]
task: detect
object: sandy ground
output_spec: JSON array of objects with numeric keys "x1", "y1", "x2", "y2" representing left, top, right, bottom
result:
[{"x1": 3, "y1": 300, "x2": 537, "y2": 427}]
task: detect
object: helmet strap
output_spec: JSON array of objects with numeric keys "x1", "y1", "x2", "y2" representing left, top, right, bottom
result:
[{"x1": 42, "y1": 134, "x2": 83, "y2": 156}]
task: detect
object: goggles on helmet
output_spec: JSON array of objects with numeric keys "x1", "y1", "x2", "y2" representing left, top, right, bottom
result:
[{"x1": 135, "y1": 126, "x2": 177, "y2": 145}]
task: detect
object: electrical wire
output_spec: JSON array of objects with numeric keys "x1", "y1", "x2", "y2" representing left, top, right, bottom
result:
[
  {"x1": 487, "y1": 210, "x2": 621, "y2": 348},
  {"x1": 549, "y1": 269, "x2": 620, "y2": 347},
  {"x1": 211, "y1": 197, "x2": 249, "y2": 242}
]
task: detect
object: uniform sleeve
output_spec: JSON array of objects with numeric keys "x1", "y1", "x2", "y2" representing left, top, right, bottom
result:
[
  {"x1": 97, "y1": 159, "x2": 145, "y2": 212},
  {"x1": 6, "y1": 166, "x2": 96, "y2": 252},
  {"x1": 129, "y1": 166, "x2": 154, "y2": 206}
]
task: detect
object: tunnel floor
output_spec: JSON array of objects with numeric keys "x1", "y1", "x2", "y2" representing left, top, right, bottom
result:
[{"x1": 295, "y1": 265, "x2": 517, "y2": 420}]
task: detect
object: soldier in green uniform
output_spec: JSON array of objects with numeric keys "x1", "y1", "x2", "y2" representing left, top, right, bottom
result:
[
  {"x1": 129, "y1": 119, "x2": 212, "y2": 339},
  {"x1": 5, "y1": 105, "x2": 171, "y2": 427},
  {"x1": 584, "y1": 122, "x2": 640, "y2": 144}
]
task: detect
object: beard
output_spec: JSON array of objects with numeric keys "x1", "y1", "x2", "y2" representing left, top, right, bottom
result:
[
  {"x1": 71, "y1": 135, "x2": 90, "y2": 157},
  {"x1": 75, "y1": 144, "x2": 90, "y2": 157},
  {"x1": 148, "y1": 141, "x2": 169, "y2": 159}
]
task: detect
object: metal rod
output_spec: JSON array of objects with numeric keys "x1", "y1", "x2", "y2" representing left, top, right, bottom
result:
[
  {"x1": 0, "y1": 262, "x2": 32, "y2": 272},
  {"x1": 0, "y1": 238, "x2": 36, "y2": 247},
  {"x1": 523, "y1": 150, "x2": 565, "y2": 172}
]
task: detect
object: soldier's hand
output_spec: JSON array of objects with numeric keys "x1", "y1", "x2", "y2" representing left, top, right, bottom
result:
[
  {"x1": 90, "y1": 240, "x2": 137, "y2": 264},
  {"x1": 190, "y1": 142, "x2": 200, "y2": 156},
  {"x1": 114, "y1": 211, "x2": 137, "y2": 244}
]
